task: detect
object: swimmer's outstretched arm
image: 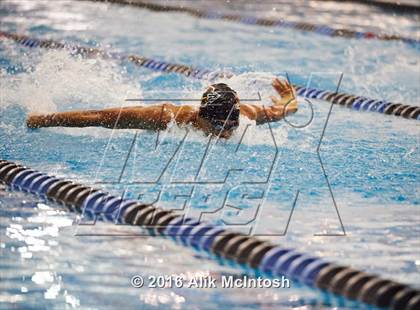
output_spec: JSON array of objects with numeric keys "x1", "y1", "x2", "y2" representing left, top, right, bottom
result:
[
  {"x1": 26, "y1": 104, "x2": 197, "y2": 130},
  {"x1": 240, "y1": 79, "x2": 298, "y2": 124}
]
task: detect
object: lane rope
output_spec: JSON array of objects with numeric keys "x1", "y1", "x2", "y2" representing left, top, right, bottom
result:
[
  {"x1": 1, "y1": 159, "x2": 419, "y2": 310},
  {"x1": 1, "y1": 31, "x2": 419, "y2": 121},
  {"x1": 84, "y1": 0, "x2": 419, "y2": 45}
]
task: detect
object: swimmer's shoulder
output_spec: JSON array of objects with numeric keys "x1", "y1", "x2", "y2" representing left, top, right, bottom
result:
[{"x1": 168, "y1": 103, "x2": 198, "y2": 125}]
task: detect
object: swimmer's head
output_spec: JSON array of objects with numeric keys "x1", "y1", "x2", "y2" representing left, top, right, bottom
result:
[{"x1": 198, "y1": 83, "x2": 240, "y2": 137}]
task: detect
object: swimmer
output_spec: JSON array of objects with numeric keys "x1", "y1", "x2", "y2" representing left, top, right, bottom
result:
[{"x1": 26, "y1": 78, "x2": 298, "y2": 139}]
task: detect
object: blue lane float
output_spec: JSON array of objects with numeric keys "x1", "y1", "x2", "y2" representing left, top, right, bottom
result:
[
  {"x1": 1, "y1": 31, "x2": 419, "y2": 121},
  {"x1": 1, "y1": 159, "x2": 419, "y2": 310}
]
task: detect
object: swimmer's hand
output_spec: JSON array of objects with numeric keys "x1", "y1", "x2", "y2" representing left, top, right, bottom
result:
[
  {"x1": 239, "y1": 78, "x2": 297, "y2": 124},
  {"x1": 270, "y1": 78, "x2": 298, "y2": 113}
]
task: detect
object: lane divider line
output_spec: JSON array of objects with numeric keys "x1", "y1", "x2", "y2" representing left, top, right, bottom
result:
[
  {"x1": 1, "y1": 159, "x2": 419, "y2": 309},
  {"x1": 85, "y1": 0, "x2": 419, "y2": 45}
]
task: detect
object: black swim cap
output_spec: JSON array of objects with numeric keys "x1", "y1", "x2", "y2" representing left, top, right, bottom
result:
[{"x1": 199, "y1": 83, "x2": 240, "y2": 127}]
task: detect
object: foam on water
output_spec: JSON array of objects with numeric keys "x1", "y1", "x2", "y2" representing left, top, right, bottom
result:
[{"x1": 0, "y1": 49, "x2": 143, "y2": 113}]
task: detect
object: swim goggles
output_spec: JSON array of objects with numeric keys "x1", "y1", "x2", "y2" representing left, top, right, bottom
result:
[{"x1": 210, "y1": 119, "x2": 239, "y2": 131}]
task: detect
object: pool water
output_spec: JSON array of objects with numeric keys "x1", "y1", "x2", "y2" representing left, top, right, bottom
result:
[{"x1": 0, "y1": 0, "x2": 419, "y2": 309}]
